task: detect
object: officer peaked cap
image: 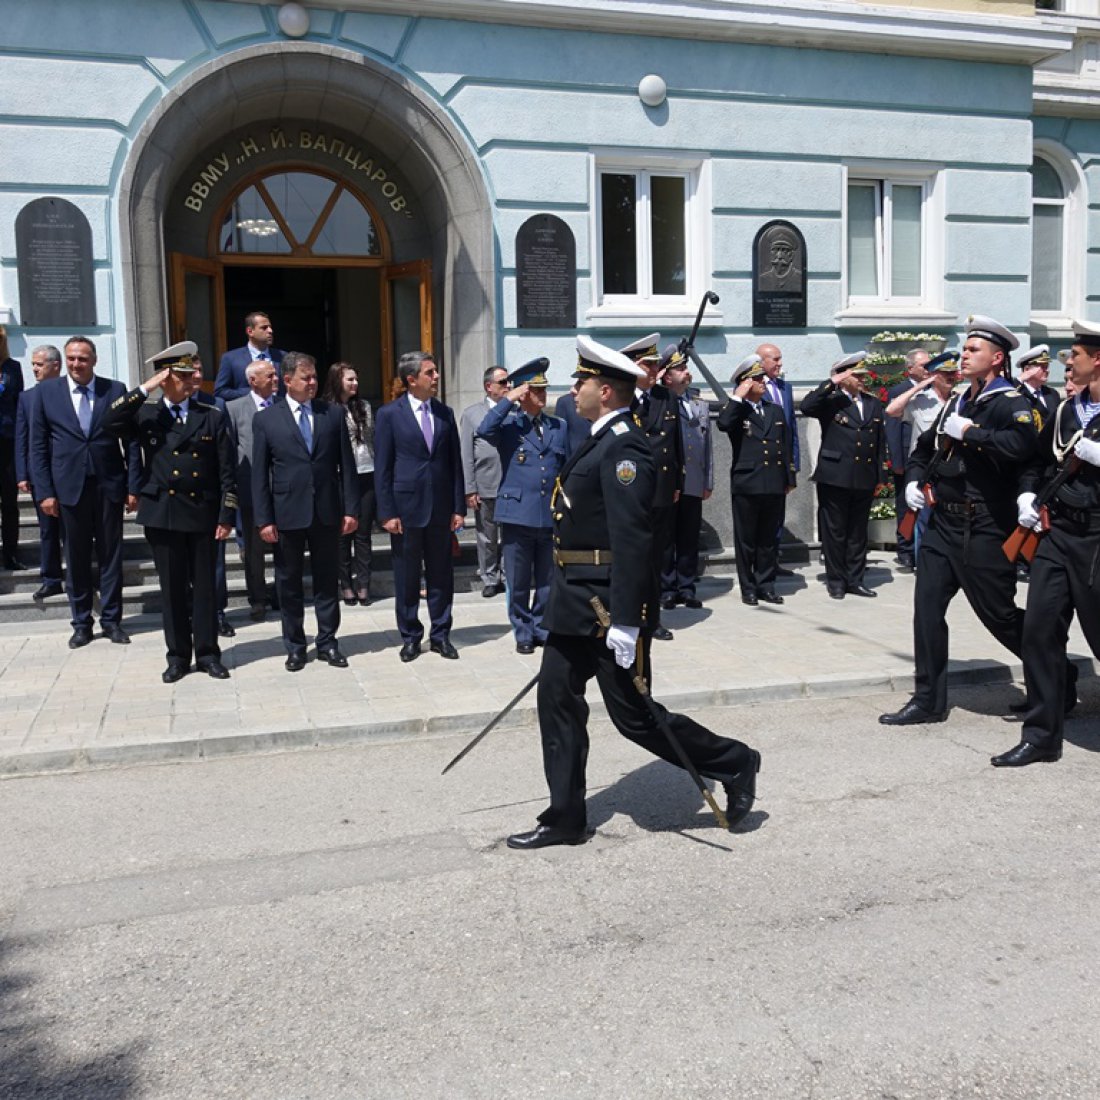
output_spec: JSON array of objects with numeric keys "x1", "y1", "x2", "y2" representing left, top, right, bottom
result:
[
  {"x1": 574, "y1": 336, "x2": 647, "y2": 382},
  {"x1": 145, "y1": 340, "x2": 198, "y2": 375},
  {"x1": 618, "y1": 333, "x2": 662, "y2": 365},
  {"x1": 507, "y1": 357, "x2": 550, "y2": 387}
]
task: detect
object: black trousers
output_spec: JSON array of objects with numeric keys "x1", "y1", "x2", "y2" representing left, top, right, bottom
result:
[
  {"x1": 893, "y1": 472, "x2": 914, "y2": 561},
  {"x1": 912, "y1": 508, "x2": 1023, "y2": 713},
  {"x1": 1021, "y1": 521, "x2": 1100, "y2": 752},
  {"x1": 59, "y1": 478, "x2": 124, "y2": 629},
  {"x1": 650, "y1": 504, "x2": 676, "y2": 623},
  {"x1": 731, "y1": 492, "x2": 785, "y2": 597},
  {"x1": 339, "y1": 472, "x2": 375, "y2": 594},
  {"x1": 274, "y1": 522, "x2": 341, "y2": 656},
  {"x1": 0, "y1": 437, "x2": 19, "y2": 558},
  {"x1": 238, "y1": 506, "x2": 271, "y2": 607},
  {"x1": 816, "y1": 482, "x2": 873, "y2": 590},
  {"x1": 661, "y1": 494, "x2": 704, "y2": 600},
  {"x1": 390, "y1": 523, "x2": 454, "y2": 645},
  {"x1": 536, "y1": 632, "x2": 756, "y2": 831},
  {"x1": 29, "y1": 486, "x2": 62, "y2": 585},
  {"x1": 146, "y1": 526, "x2": 219, "y2": 667}
]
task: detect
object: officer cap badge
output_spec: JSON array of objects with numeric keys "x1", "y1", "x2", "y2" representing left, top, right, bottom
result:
[
  {"x1": 145, "y1": 339, "x2": 198, "y2": 376},
  {"x1": 1017, "y1": 345, "x2": 1051, "y2": 371},
  {"x1": 730, "y1": 354, "x2": 765, "y2": 385},
  {"x1": 618, "y1": 333, "x2": 662, "y2": 366}
]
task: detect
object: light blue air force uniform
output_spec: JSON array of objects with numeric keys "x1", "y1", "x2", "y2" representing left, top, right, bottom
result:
[{"x1": 476, "y1": 397, "x2": 568, "y2": 645}]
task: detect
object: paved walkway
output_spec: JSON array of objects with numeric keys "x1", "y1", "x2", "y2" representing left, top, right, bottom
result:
[{"x1": 1, "y1": 552, "x2": 1093, "y2": 775}]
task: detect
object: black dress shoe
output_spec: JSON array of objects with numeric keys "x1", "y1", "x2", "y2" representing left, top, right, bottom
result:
[
  {"x1": 758, "y1": 590, "x2": 784, "y2": 605},
  {"x1": 430, "y1": 639, "x2": 459, "y2": 659},
  {"x1": 317, "y1": 646, "x2": 349, "y2": 668},
  {"x1": 827, "y1": 587, "x2": 845, "y2": 600},
  {"x1": 3, "y1": 555, "x2": 27, "y2": 571},
  {"x1": 68, "y1": 627, "x2": 93, "y2": 650},
  {"x1": 683, "y1": 597, "x2": 703, "y2": 609},
  {"x1": 991, "y1": 740, "x2": 1062, "y2": 767},
  {"x1": 102, "y1": 624, "x2": 130, "y2": 644},
  {"x1": 660, "y1": 597, "x2": 677, "y2": 612},
  {"x1": 847, "y1": 585, "x2": 877, "y2": 598},
  {"x1": 342, "y1": 590, "x2": 357, "y2": 606},
  {"x1": 399, "y1": 641, "x2": 421, "y2": 663},
  {"x1": 217, "y1": 613, "x2": 236, "y2": 638},
  {"x1": 356, "y1": 590, "x2": 372, "y2": 607},
  {"x1": 878, "y1": 700, "x2": 947, "y2": 725},
  {"x1": 481, "y1": 584, "x2": 497, "y2": 598},
  {"x1": 249, "y1": 602, "x2": 266, "y2": 621},
  {"x1": 285, "y1": 652, "x2": 307, "y2": 672},
  {"x1": 506, "y1": 824, "x2": 588, "y2": 850},
  {"x1": 516, "y1": 642, "x2": 535, "y2": 655},
  {"x1": 32, "y1": 582, "x2": 64, "y2": 601},
  {"x1": 724, "y1": 750, "x2": 761, "y2": 829},
  {"x1": 651, "y1": 625, "x2": 674, "y2": 641},
  {"x1": 162, "y1": 663, "x2": 188, "y2": 684},
  {"x1": 741, "y1": 592, "x2": 758, "y2": 606},
  {"x1": 197, "y1": 659, "x2": 230, "y2": 680}
]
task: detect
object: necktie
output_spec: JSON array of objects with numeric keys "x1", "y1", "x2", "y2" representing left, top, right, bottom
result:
[
  {"x1": 533, "y1": 416, "x2": 543, "y2": 442},
  {"x1": 298, "y1": 405, "x2": 313, "y2": 452},
  {"x1": 768, "y1": 381, "x2": 779, "y2": 405},
  {"x1": 258, "y1": 351, "x2": 271, "y2": 361},
  {"x1": 76, "y1": 385, "x2": 92, "y2": 436},
  {"x1": 261, "y1": 397, "x2": 272, "y2": 409},
  {"x1": 681, "y1": 397, "x2": 693, "y2": 421},
  {"x1": 171, "y1": 404, "x2": 184, "y2": 424},
  {"x1": 419, "y1": 402, "x2": 434, "y2": 449}
]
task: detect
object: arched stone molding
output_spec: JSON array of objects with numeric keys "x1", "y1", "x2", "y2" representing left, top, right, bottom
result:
[{"x1": 118, "y1": 41, "x2": 494, "y2": 405}]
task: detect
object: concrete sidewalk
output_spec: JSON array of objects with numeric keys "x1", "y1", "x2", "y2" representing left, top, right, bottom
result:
[{"x1": 0, "y1": 551, "x2": 1092, "y2": 776}]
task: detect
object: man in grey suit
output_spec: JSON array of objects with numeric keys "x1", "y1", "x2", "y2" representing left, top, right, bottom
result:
[
  {"x1": 459, "y1": 365, "x2": 508, "y2": 597},
  {"x1": 226, "y1": 360, "x2": 279, "y2": 619}
]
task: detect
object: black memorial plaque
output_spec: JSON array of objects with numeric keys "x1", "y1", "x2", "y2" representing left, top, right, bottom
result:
[
  {"x1": 752, "y1": 219, "x2": 806, "y2": 329},
  {"x1": 516, "y1": 214, "x2": 576, "y2": 330},
  {"x1": 16, "y1": 197, "x2": 96, "y2": 327}
]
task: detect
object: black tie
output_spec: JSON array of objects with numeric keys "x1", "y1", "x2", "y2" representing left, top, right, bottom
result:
[
  {"x1": 533, "y1": 416, "x2": 543, "y2": 441},
  {"x1": 171, "y1": 404, "x2": 183, "y2": 424}
]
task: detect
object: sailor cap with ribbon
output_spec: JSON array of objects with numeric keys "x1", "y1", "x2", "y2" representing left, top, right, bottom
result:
[
  {"x1": 145, "y1": 340, "x2": 198, "y2": 375},
  {"x1": 965, "y1": 314, "x2": 1020, "y2": 353},
  {"x1": 1071, "y1": 319, "x2": 1100, "y2": 350},
  {"x1": 574, "y1": 335, "x2": 648, "y2": 383}
]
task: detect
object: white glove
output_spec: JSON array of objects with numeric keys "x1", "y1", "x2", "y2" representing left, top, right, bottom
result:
[
  {"x1": 904, "y1": 482, "x2": 925, "y2": 511},
  {"x1": 1016, "y1": 491, "x2": 1041, "y2": 531},
  {"x1": 1074, "y1": 437, "x2": 1100, "y2": 467},
  {"x1": 944, "y1": 414, "x2": 973, "y2": 441},
  {"x1": 606, "y1": 624, "x2": 639, "y2": 669}
]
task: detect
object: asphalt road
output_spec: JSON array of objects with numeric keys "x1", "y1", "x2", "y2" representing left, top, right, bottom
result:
[{"x1": 3, "y1": 685, "x2": 1100, "y2": 1099}]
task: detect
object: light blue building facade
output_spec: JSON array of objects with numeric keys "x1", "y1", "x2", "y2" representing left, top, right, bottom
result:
[{"x1": 0, "y1": 0, "x2": 1093, "y2": 420}]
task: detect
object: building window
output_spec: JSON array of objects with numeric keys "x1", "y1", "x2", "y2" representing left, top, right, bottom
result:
[
  {"x1": 595, "y1": 160, "x2": 703, "y2": 309},
  {"x1": 846, "y1": 178, "x2": 927, "y2": 304},
  {"x1": 1031, "y1": 155, "x2": 1066, "y2": 313}
]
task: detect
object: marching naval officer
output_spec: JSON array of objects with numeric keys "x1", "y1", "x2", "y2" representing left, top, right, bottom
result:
[
  {"x1": 507, "y1": 336, "x2": 760, "y2": 850},
  {"x1": 476, "y1": 357, "x2": 568, "y2": 654},
  {"x1": 100, "y1": 341, "x2": 236, "y2": 683}
]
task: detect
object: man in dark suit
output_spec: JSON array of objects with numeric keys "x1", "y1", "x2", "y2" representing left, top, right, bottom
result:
[
  {"x1": 801, "y1": 351, "x2": 888, "y2": 600},
  {"x1": 252, "y1": 352, "x2": 360, "y2": 671},
  {"x1": 718, "y1": 354, "x2": 796, "y2": 606},
  {"x1": 15, "y1": 345, "x2": 64, "y2": 601},
  {"x1": 226, "y1": 360, "x2": 279, "y2": 619},
  {"x1": 622, "y1": 333, "x2": 682, "y2": 642},
  {"x1": 374, "y1": 350, "x2": 466, "y2": 662},
  {"x1": 30, "y1": 336, "x2": 139, "y2": 648},
  {"x1": 101, "y1": 342, "x2": 237, "y2": 682},
  {"x1": 757, "y1": 342, "x2": 800, "y2": 575},
  {"x1": 554, "y1": 390, "x2": 588, "y2": 455},
  {"x1": 1015, "y1": 344, "x2": 1061, "y2": 430},
  {"x1": 884, "y1": 349, "x2": 929, "y2": 570},
  {"x1": 214, "y1": 311, "x2": 286, "y2": 402}
]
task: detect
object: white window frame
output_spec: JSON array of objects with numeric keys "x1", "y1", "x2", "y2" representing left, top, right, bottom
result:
[
  {"x1": 837, "y1": 161, "x2": 951, "y2": 330},
  {"x1": 587, "y1": 150, "x2": 716, "y2": 327},
  {"x1": 1030, "y1": 140, "x2": 1085, "y2": 337}
]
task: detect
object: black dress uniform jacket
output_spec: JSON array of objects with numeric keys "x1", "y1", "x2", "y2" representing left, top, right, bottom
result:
[
  {"x1": 1021, "y1": 396, "x2": 1100, "y2": 512},
  {"x1": 542, "y1": 412, "x2": 655, "y2": 634},
  {"x1": 100, "y1": 389, "x2": 236, "y2": 529},
  {"x1": 800, "y1": 381, "x2": 887, "y2": 492},
  {"x1": 1015, "y1": 381, "x2": 1061, "y2": 432},
  {"x1": 717, "y1": 397, "x2": 796, "y2": 495},
  {"x1": 634, "y1": 384, "x2": 683, "y2": 507}
]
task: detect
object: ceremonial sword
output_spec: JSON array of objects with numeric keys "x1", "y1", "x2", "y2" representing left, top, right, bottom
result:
[{"x1": 440, "y1": 670, "x2": 541, "y2": 775}]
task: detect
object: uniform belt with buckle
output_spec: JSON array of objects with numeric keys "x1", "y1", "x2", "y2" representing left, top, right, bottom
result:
[{"x1": 554, "y1": 549, "x2": 613, "y2": 566}]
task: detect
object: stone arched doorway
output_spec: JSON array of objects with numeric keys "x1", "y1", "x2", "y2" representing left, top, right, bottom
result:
[{"x1": 118, "y1": 42, "x2": 494, "y2": 408}]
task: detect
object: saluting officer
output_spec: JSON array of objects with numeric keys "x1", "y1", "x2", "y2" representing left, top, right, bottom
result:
[
  {"x1": 1015, "y1": 344, "x2": 1061, "y2": 431},
  {"x1": 993, "y1": 320, "x2": 1100, "y2": 766},
  {"x1": 800, "y1": 351, "x2": 887, "y2": 599},
  {"x1": 622, "y1": 333, "x2": 683, "y2": 641},
  {"x1": 718, "y1": 353, "x2": 796, "y2": 606},
  {"x1": 476, "y1": 357, "x2": 568, "y2": 654},
  {"x1": 507, "y1": 336, "x2": 760, "y2": 850},
  {"x1": 880, "y1": 315, "x2": 1044, "y2": 726},
  {"x1": 101, "y1": 341, "x2": 236, "y2": 683}
]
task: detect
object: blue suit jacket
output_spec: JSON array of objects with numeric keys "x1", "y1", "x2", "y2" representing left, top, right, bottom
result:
[
  {"x1": 476, "y1": 399, "x2": 567, "y2": 529},
  {"x1": 30, "y1": 375, "x2": 138, "y2": 506},
  {"x1": 251, "y1": 397, "x2": 359, "y2": 531},
  {"x1": 374, "y1": 396, "x2": 466, "y2": 528},
  {"x1": 762, "y1": 376, "x2": 800, "y2": 471},
  {"x1": 14, "y1": 385, "x2": 38, "y2": 485},
  {"x1": 215, "y1": 346, "x2": 286, "y2": 402},
  {"x1": 554, "y1": 392, "x2": 588, "y2": 457}
]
